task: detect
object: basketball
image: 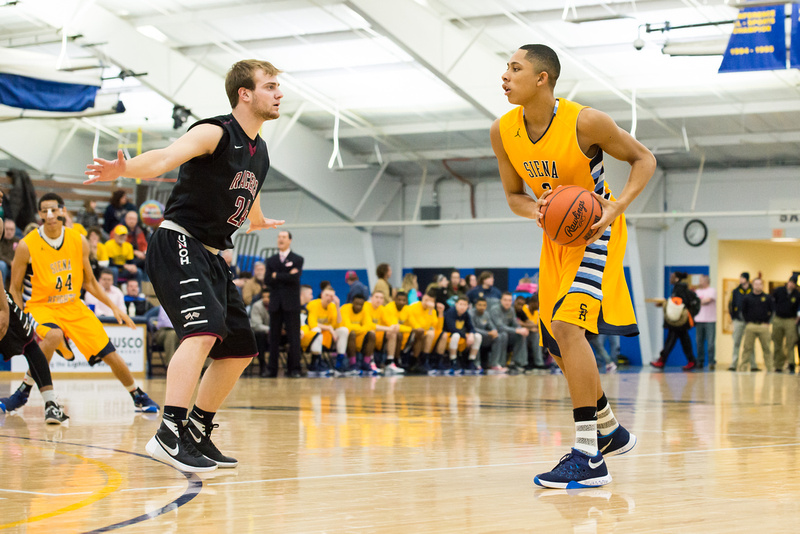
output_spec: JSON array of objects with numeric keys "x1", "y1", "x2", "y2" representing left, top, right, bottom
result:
[{"x1": 540, "y1": 185, "x2": 602, "y2": 246}]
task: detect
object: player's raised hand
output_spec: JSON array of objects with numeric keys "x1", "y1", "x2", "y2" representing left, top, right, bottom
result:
[
  {"x1": 84, "y1": 149, "x2": 126, "y2": 184},
  {"x1": 112, "y1": 306, "x2": 137, "y2": 329},
  {"x1": 246, "y1": 217, "x2": 285, "y2": 234}
]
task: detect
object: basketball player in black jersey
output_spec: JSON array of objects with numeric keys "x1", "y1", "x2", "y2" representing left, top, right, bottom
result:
[{"x1": 85, "y1": 60, "x2": 285, "y2": 472}]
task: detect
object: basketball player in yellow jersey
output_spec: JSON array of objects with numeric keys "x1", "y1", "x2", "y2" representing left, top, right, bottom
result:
[
  {"x1": 491, "y1": 44, "x2": 656, "y2": 489},
  {"x1": 9, "y1": 193, "x2": 159, "y2": 413}
]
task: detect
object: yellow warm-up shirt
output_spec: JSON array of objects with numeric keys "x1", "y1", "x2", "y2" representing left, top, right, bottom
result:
[
  {"x1": 23, "y1": 227, "x2": 85, "y2": 306},
  {"x1": 404, "y1": 301, "x2": 437, "y2": 330},
  {"x1": 104, "y1": 239, "x2": 134, "y2": 266},
  {"x1": 340, "y1": 303, "x2": 375, "y2": 334},
  {"x1": 382, "y1": 301, "x2": 412, "y2": 333},
  {"x1": 306, "y1": 299, "x2": 338, "y2": 329}
]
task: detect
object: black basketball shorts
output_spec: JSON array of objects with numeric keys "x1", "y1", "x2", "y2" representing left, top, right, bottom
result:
[
  {"x1": 146, "y1": 228, "x2": 257, "y2": 360},
  {"x1": 0, "y1": 290, "x2": 36, "y2": 361}
]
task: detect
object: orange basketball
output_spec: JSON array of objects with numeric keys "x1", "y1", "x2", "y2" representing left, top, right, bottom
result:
[{"x1": 540, "y1": 185, "x2": 603, "y2": 247}]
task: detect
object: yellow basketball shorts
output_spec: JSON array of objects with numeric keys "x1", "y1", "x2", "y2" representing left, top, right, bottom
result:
[
  {"x1": 28, "y1": 302, "x2": 114, "y2": 363},
  {"x1": 538, "y1": 214, "x2": 638, "y2": 357}
]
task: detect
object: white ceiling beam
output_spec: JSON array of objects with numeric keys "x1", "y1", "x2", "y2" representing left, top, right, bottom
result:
[
  {"x1": 123, "y1": 0, "x2": 343, "y2": 28},
  {"x1": 16, "y1": 0, "x2": 401, "y2": 224},
  {"x1": 345, "y1": 0, "x2": 510, "y2": 120}
]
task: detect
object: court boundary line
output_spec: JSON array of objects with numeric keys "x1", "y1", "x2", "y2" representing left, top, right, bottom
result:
[{"x1": 0, "y1": 434, "x2": 202, "y2": 533}]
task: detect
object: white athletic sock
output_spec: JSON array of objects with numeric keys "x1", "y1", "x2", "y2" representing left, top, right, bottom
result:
[
  {"x1": 126, "y1": 382, "x2": 138, "y2": 393},
  {"x1": 597, "y1": 403, "x2": 619, "y2": 437},
  {"x1": 23, "y1": 373, "x2": 35, "y2": 387},
  {"x1": 574, "y1": 420, "x2": 599, "y2": 456},
  {"x1": 41, "y1": 390, "x2": 57, "y2": 405}
]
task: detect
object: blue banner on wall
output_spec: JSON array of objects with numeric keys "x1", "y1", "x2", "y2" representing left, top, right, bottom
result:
[
  {"x1": 0, "y1": 72, "x2": 98, "y2": 112},
  {"x1": 792, "y1": 4, "x2": 800, "y2": 69},
  {"x1": 719, "y1": 4, "x2": 786, "y2": 73}
]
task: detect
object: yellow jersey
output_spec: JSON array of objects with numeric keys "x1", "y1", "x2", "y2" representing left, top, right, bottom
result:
[
  {"x1": 23, "y1": 227, "x2": 84, "y2": 306},
  {"x1": 498, "y1": 98, "x2": 613, "y2": 200},
  {"x1": 340, "y1": 303, "x2": 375, "y2": 334},
  {"x1": 382, "y1": 301, "x2": 412, "y2": 333},
  {"x1": 306, "y1": 299, "x2": 338, "y2": 329},
  {"x1": 404, "y1": 301, "x2": 437, "y2": 330},
  {"x1": 104, "y1": 239, "x2": 134, "y2": 266}
]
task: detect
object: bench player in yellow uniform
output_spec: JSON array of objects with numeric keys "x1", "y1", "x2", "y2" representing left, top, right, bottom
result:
[
  {"x1": 403, "y1": 290, "x2": 441, "y2": 374},
  {"x1": 9, "y1": 193, "x2": 159, "y2": 413},
  {"x1": 340, "y1": 295, "x2": 379, "y2": 375},
  {"x1": 364, "y1": 291, "x2": 406, "y2": 375},
  {"x1": 303, "y1": 286, "x2": 350, "y2": 376},
  {"x1": 491, "y1": 44, "x2": 655, "y2": 488}
]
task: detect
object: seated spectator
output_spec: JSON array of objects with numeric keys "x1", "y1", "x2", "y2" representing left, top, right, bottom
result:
[
  {"x1": 242, "y1": 261, "x2": 268, "y2": 306},
  {"x1": 0, "y1": 218, "x2": 19, "y2": 283},
  {"x1": 470, "y1": 297, "x2": 504, "y2": 373},
  {"x1": 221, "y1": 249, "x2": 245, "y2": 289},
  {"x1": 515, "y1": 295, "x2": 544, "y2": 370},
  {"x1": 87, "y1": 226, "x2": 110, "y2": 279},
  {"x1": 445, "y1": 269, "x2": 467, "y2": 306},
  {"x1": 123, "y1": 279, "x2": 153, "y2": 321},
  {"x1": 319, "y1": 280, "x2": 332, "y2": 295},
  {"x1": 383, "y1": 290, "x2": 413, "y2": 369},
  {"x1": 123, "y1": 210, "x2": 149, "y2": 266},
  {"x1": 401, "y1": 273, "x2": 420, "y2": 304},
  {"x1": 426, "y1": 274, "x2": 450, "y2": 309},
  {"x1": 345, "y1": 270, "x2": 369, "y2": 304},
  {"x1": 85, "y1": 268, "x2": 125, "y2": 321},
  {"x1": 300, "y1": 284, "x2": 314, "y2": 308},
  {"x1": 442, "y1": 296, "x2": 482, "y2": 374},
  {"x1": 153, "y1": 306, "x2": 179, "y2": 366},
  {"x1": 22, "y1": 222, "x2": 39, "y2": 236},
  {"x1": 103, "y1": 189, "x2": 136, "y2": 235},
  {"x1": 467, "y1": 270, "x2": 503, "y2": 307},
  {"x1": 465, "y1": 273, "x2": 478, "y2": 292},
  {"x1": 340, "y1": 295, "x2": 379, "y2": 374},
  {"x1": 490, "y1": 292, "x2": 528, "y2": 374},
  {"x1": 75, "y1": 199, "x2": 100, "y2": 231},
  {"x1": 105, "y1": 225, "x2": 140, "y2": 284},
  {"x1": 250, "y1": 287, "x2": 271, "y2": 377}
]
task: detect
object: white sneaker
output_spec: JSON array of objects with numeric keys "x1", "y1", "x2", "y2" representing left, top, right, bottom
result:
[
  {"x1": 486, "y1": 365, "x2": 507, "y2": 375},
  {"x1": 384, "y1": 363, "x2": 405, "y2": 375},
  {"x1": 605, "y1": 362, "x2": 618, "y2": 373}
]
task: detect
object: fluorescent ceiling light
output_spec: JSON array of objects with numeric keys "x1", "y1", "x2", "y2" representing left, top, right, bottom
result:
[
  {"x1": 136, "y1": 25, "x2": 168, "y2": 43},
  {"x1": 771, "y1": 237, "x2": 800, "y2": 242},
  {"x1": 662, "y1": 37, "x2": 729, "y2": 56},
  {"x1": 566, "y1": 14, "x2": 629, "y2": 24}
]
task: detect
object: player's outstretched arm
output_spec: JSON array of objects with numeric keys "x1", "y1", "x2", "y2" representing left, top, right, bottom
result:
[
  {"x1": 578, "y1": 108, "x2": 656, "y2": 238},
  {"x1": 490, "y1": 119, "x2": 551, "y2": 227},
  {"x1": 84, "y1": 124, "x2": 224, "y2": 184},
  {"x1": 80, "y1": 237, "x2": 136, "y2": 328},
  {"x1": 245, "y1": 193, "x2": 285, "y2": 234},
  {"x1": 9, "y1": 240, "x2": 30, "y2": 310}
]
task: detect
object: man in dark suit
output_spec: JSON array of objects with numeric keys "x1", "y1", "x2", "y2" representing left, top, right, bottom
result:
[{"x1": 265, "y1": 230, "x2": 304, "y2": 377}]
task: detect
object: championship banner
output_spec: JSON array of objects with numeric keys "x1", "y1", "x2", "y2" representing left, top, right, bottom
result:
[
  {"x1": 719, "y1": 4, "x2": 786, "y2": 73},
  {"x1": 792, "y1": 4, "x2": 800, "y2": 69},
  {"x1": 11, "y1": 325, "x2": 146, "y2": 374}
]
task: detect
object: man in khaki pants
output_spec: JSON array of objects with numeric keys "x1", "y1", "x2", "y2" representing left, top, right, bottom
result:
[
  {"x1": 740, "y1": 278, "x2": 774, "y2": 372},
  {"x1": 770, "y1": 274, "x2": 800, "y2": 372}
]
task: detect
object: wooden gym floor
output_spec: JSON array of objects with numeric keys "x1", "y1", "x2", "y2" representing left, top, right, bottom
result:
[{"x1": 1, "y1": 368, "x2": 798, "y2": 533}]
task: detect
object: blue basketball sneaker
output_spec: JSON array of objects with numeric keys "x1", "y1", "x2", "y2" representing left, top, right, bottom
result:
[
  {"x1": 597, "y1": 425, "x2": 637, "y2": 458},
  {"x1": 0, "y1": 383, "x2": 32, "y2": 413},
  {"x1": 534, "y1": 448, "x2": 612, "y2": 489},
  {"x1": 132, "y1": 389, "x2": 160, "y2": 413}
]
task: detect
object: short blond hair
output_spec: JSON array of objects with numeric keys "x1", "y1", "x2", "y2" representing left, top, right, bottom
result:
[{"x1": 225, "y1": 60, "x2": 282, "y2": 108}]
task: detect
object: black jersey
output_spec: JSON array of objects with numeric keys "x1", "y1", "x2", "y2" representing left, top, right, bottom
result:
[{"x1": 163, "y1": 114, "x2": 270, "y2": 250}]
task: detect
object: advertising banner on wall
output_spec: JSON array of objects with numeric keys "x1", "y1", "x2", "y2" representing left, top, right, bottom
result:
[
  {"x1": 719, "y1": 4, "x2": 786, "y2": 73},
  {"x1": 11, "y1": 325, "x2": 146, "y2": 374}
]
